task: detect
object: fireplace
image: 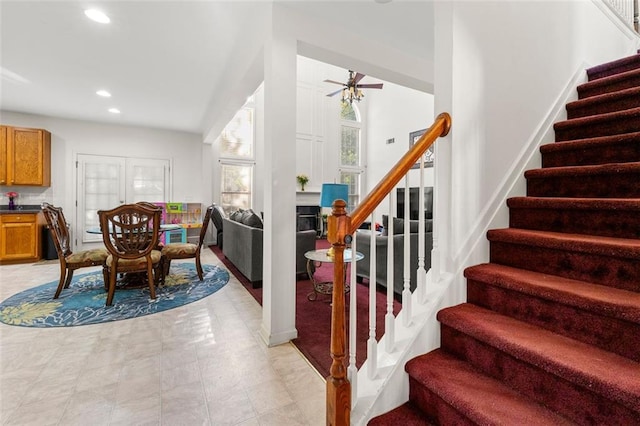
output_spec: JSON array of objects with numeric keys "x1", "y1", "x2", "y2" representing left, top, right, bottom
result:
[{"x1": 296, "y1": 205, "x2": 320, "y2": 237}]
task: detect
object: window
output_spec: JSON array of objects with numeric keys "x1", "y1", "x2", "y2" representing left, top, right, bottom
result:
[
  {"x1": 219, "y1": 105, "x2": 254, "y2": 214},
  {"x1": 220, "y1": 163, "x2": 252, "y2": 214},
  {"x1": 219, "y1": 107, "x2": 253, "y2": 158},
  {"x1": 340, "y1": 171, "x2": 360, "y2": 209},
  {"x1": 339, "y1": 102, "x2": 363, "y2": 209}
]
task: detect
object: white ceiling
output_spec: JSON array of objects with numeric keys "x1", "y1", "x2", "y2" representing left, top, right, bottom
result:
[{"x1": 0, "y1": 1, "x2": 433, "y2": 135}]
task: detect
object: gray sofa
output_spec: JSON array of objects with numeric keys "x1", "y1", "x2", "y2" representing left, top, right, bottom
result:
[
  {"x1": 355, "y1": 216, "x2": 433, "y2": 296},
  {"x1": 222, "y1": 209, "x2": 316, "y2": 287}
]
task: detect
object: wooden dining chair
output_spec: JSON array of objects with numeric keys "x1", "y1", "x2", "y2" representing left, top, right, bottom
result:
[
  {"x1": 161, "y1": 204, "x2": 214, "y2": 282},
  {"x1": 98, "y1": 203, "x2": 162, "y2": 306},
  {"x1": 41, "y1": 202, "x2": 109, "y2": 299}
]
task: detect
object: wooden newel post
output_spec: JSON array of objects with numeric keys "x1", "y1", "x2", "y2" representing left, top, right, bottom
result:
[{"x1": 326, "y1": 199, "x2": 351, "y2": 426}]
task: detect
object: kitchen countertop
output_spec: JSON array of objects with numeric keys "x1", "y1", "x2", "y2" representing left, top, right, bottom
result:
[{"x1": 0, "y1": 205, "x2": 42, "y2": 214}]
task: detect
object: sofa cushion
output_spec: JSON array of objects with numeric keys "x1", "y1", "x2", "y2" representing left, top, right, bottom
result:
[
  {"x1": 382, "y1": 215, "x2": 433, "y2": 235},
  {"x1": 230, "y1": 209, "x2": 244, "y2": 222},
  {"x1": 241, "y1": 209, "x2": 263, "y2": 229}
]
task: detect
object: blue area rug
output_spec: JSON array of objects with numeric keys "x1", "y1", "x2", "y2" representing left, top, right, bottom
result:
[{"x1": 0, "y1": 263, "x2": 229, "y2": 327}]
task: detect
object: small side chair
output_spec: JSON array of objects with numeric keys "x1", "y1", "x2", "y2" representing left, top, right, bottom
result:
[
  {"x1": 161, "y1": 204, "x2": 214, "y2": 281},
  {"x1": 99, "y1": 203, "x2": 162, "y2": 306},
  {"x1": 41, "y1": 202, "x2": 109, "y2": 299}
]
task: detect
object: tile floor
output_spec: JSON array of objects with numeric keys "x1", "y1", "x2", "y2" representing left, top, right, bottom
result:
[{"x1": 0, "y1": 249, "x2": 325, "y2": 425}]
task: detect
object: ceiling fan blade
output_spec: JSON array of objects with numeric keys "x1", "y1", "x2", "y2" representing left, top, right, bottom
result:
[
  {"x1": 326, "y1": 88, "x2": 344, "y2": 97},
  {"x1": 353, "y1": 72, "x2": 365, "y2": 84},
  {"x1": 356, "y1": 83, "x2": 384, "y2": 89},
  {"x1": 323, "y1": 79, "x2": 345, "y2": 86}
]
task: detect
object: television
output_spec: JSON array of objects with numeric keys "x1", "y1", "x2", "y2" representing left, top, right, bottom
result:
[{"x1": 396, "y1": 187, "x2": 433, "y2": 220}]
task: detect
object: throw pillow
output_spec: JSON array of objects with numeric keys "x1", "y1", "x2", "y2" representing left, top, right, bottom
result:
[
  {"x1": 242, "y1": 209, "x2": 264, "y2": 229},
  {"x1": 230, "y1": 209, "x2": 244, "y2": 222}
]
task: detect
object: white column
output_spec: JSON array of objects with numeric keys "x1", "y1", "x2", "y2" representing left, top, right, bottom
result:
[
  {"x1": 433, "y1": 0, "x2": 454, "y2": 278},
  {"x1": 259, "y1": 6, "x2": 299, "y2": 346}
]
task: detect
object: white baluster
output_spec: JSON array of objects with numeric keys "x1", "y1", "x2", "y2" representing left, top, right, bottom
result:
[
  {"x1": 367, "y1": 212, "x2": 378, "y2": 379},
  {"x1": 385, "y1": 193, "x2": 395, "y2": 353},
  {"x1": 417, "y1": 154, "x2": 427, "y2": 304},
  {"x1": 402, "y1": 176, "x2": 412, "y2": 326},
  {"x1": 348, "y1": 234, "x2": 358, "y2": 407}
]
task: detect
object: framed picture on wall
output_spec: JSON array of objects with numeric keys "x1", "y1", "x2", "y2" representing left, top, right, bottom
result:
[{"x1": 410, "y1": 128, "x2": 434, "y2": 169}]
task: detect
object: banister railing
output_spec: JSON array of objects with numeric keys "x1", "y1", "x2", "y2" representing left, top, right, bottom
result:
[
  {"x1": 603, "y1": 0, "x2": 639, "y2": 31},
  {"x1": 325, "y1": 112, "x2": 451, "y2": 426}
]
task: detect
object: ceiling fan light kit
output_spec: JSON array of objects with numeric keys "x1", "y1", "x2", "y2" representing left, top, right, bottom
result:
[{"x1": 325, "y1": 70, "x2": 383, "y2": 104}]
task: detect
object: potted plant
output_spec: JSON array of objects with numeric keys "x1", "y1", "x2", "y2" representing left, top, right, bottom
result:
[{"x1": 296, "y1": 174, "x2": 309, "y2": 191}]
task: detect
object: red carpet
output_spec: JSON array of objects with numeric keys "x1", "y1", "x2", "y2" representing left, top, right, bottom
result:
[
  {"x1": 370, "y1": 53, "x2": 640, "y2": 423},
  {"x1": 209, "y1": 240, "x2": 401, "y2": 378}
]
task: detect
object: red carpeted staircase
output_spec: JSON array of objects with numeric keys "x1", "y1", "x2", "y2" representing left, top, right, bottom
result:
[{"x1": 370, "y1": 53, "x2": 640, "y2": 425}]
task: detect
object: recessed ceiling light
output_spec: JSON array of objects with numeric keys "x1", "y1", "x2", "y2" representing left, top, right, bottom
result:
[
  {"x1": 96, "y1": 90, "x2": 111, "y2": 97},
  {"x1": 108, "y1": 108, "x2": 120, "y2": 114},
  {"x1": 84, "y1": 9, "x2": 110, "y2": 24}
]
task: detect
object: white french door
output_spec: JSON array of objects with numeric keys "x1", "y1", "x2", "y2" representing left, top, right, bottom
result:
[{"x1": 76, "y1": 154, "x2": 170, "y2": 245}]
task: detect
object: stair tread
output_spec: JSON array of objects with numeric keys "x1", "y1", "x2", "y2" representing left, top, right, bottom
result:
[
  {"x1": 464, "y1": 263, "x2": 640, "y2": 322},
  {"x1": 436, "y1": 304, "x2": 640, "y2": 410},
  {"x1": 578, "y1": 67, "x2": 640, "y2": 96},
  {"x1": 487, "y1": 228, "x2": 640, "y2": 258},
  {"x1": 524, "y1": 161, "x2": 640, "y2": 178},
  {"x1": 587, "y1": 53, "x2": 640, "y2": 80},
  {"x1": 540, "y1": 130, "x2": 640, "y2": 152},
  {"x1": 368, "y1": 402, "x2": 434, "y2": 426},
  {"x1": 553, "y1": 106, "x2": 640, "y2": 129},
  {"x1": 406, "y1": 349, "x2": 574, "y2": 425},
  {"x1": 507, "y1": 196, "x2": 640, "y2": 210},
  {"x1": 567, "y1": 85, "x2": 640, "y2": 109}
]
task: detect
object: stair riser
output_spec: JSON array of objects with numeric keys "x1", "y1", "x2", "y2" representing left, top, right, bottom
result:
[
  {"x1": 567, "y1": 94, "x2": 640, "y2": 119},
  {"x1": 509, "y1": 207, "x2": 640, "y2": 239},
  {"x1": 466, "y1": 279, "x2": 640, "y2": 361},
  {"x1": 489, "y1": 241, "x2": 640, "y2": 292},
  {"x1": 542, "y1": 140, "x2": 640, "y2": 167},
  {"x1": 526, "y1": 173, "x2": 640, "y2": 198},
  {"x1": 408, "y1": 378, "x2": 473, "y2": 425},
  {"x1": 439, "y1": 325, "x2": 640, "y2": 425},
  {"x1": 554, "y1": 117, "x2": 640, "y2": 141},
  {"x1": 588, "y1": 59, "x2": 640, "y2": 80},
  {"x1": 578, "y1": 73, "x2": 640, "y2": 98}
]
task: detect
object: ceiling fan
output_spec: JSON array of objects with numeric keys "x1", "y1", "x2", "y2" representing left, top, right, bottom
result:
[{"x1": 324, "y1": 70, "x2": 383, "y2": 103}]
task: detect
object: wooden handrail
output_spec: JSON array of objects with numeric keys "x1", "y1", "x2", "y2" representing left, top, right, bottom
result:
[{"x1": 325, "y1": 112, "x2": 451, "y2": 425}]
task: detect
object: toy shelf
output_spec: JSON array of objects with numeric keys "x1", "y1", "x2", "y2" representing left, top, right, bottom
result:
[{"x1": 154, "y1": 202, "x2": 203, "y2": 244}]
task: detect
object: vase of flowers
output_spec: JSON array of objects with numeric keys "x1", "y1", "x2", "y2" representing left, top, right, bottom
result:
[
  {"x1": 296, "y1": 174, "x2": 309, "y2": 191},
  {"x1": 6, "y1": 191, "x2": 18, "y2": 210}
]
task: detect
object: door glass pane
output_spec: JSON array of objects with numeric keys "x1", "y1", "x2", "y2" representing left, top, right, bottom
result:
[
  {"x1": 220, "y1": 163, "x2": 252, "y2": 214},
  {"x1": 127, "y1": 158, "x2": 169, "y2": 203},
  {"x1": 79, "y1": 156, "x2": 124, "y2": 243}
]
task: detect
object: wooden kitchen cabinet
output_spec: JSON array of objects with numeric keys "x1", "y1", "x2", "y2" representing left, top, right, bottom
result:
[
  {"x1": 0, "y1": 125, "x2": 51, "y2": 186},
  {"x1": 0, "y1": 213, "x2": 42, "y2": 263}
]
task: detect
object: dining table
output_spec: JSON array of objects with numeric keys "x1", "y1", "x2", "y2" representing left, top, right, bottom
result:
[{"x1": 86, "y1": 223, "x2": 182, "y2": 289}]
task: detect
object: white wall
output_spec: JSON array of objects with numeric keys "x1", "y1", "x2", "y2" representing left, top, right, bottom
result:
[
  {"x1": 293, "y1": 56, "x2": 434, "y2": 212},
  {"x1": 1, "y1": 110, "x2": 208, "y2": 249},
  {"x1": 365, "y1": 82, "x2": 435, "y2": 218},
  {"x1": 434, "y1": 0, "x2": 640, "y2": 278}
]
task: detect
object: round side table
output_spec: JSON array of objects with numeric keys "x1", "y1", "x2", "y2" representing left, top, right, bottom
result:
[{"x1": 304, "y1": 248, "x2": 364, "y2": 301}]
